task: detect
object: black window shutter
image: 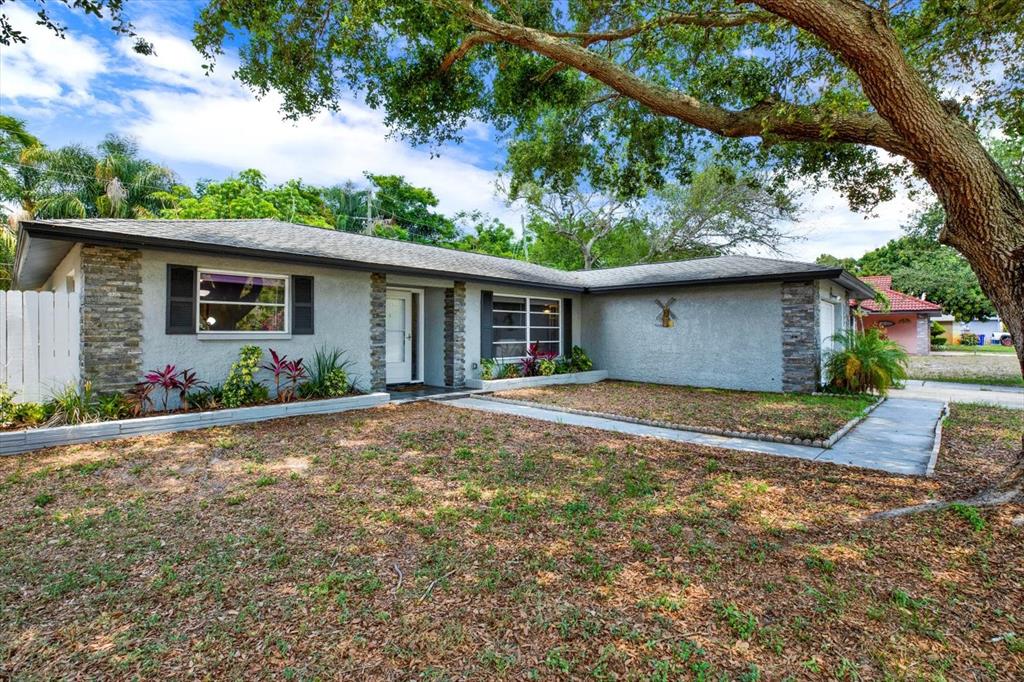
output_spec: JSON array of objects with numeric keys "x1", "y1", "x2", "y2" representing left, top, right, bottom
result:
[
  {"x1": 562, "y1": 298, "x2": 573, "y2": 354},
  {"x1": 480, "y1": 290, "x2": 493, "y2": 360},
  {"x1": 166, "y1": 265, "x2": 196, "y2": 334},
  {"x1": 292, "y1": 275, "x2": 314, "y2": 334}
]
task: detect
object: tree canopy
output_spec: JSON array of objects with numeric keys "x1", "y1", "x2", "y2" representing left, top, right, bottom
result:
[
  {"x1": 818, "y1": 233, "x2": 997, "y2": 323},
  {"x1": 157, "y1": 170, "x2": 335, "y2": 228}
]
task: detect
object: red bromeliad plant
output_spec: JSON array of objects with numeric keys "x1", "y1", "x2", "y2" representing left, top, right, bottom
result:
[
  {"x1": 176, "y1": 369, "x2": 207, "y2": 411},
  {"x1": 520, "y1": 343, "x2": 557, "y2": 377},
  {"x1": 143, "y1": 364, "x2": 182, "y2": 412},
  {"x1": 127, "y1": 381, "x2": 155, "y2": 417},
  {"x1": 263, "y1": 349, "x2": 307, "y2": 401},
  {"x1": 139, "y1": 365, "x2": 205, "y2": 412},
  {"x1": 281, "y1": 358, "x2": 308, "y2": 402}
]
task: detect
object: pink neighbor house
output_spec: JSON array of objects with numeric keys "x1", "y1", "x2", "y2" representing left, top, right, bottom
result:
[{"x1": 856, "y1": 275, "x2": 943, "y2": 355}]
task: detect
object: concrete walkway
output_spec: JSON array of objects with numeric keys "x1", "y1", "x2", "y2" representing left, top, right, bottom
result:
[
  {"x1": 443, "y1": 396, "x2": 945, "y2": 476},
  {"x1": 817, "y1": 398, "x2": 944, "y2": 475},
  {"x1": 894, "y1": 379, "x2": 1023, "y2": 409}
]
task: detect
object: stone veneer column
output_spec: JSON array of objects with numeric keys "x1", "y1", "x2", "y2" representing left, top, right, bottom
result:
[
  {"x1": 444, "y1": 281, "x2": 466, "y2": 387},
  {"x1": 781, "y1": 281, "x2": 820, "y2": 393},
  {"x1": 916, "y1": 314, "x2": 931, "y2": 355},
  {"x1": 80, "y1": 244, "x2": 143, "y2": 393},
  {"x1": 369, "y1": 272, "x2": 387, "y2": 391}
]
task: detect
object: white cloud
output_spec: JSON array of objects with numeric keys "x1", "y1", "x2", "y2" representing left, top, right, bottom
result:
[
  {"x1": 0, "y1": 4, "x2": 107, "y2": 107},
  {"x1": 115, "y1": 29, "x2": 516, "y2": 224},
  {"x1": 785, "y1": 184, "x2": 920, "y2": 260}
]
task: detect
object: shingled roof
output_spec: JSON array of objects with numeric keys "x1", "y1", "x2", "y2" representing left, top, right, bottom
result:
[
  {"x1": 14, "y1": 218, "x2": 875, "y2": 297},
  {"x1": 858, "y1": 275, "x2": 944, "y2": 314}
]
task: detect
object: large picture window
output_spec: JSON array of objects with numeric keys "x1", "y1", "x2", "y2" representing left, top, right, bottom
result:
[
  {"x1": 198, "y1": 270, "x2": 288, "y2": 333},
  {"x1": 492, "y1": 295, "x2": 560, "y2": 359}
]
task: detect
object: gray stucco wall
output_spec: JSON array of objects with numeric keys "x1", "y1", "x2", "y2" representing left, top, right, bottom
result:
[
  {"x1": 422, "y1": 288, "x2": 447, "y2": 386},
  {"x1": 581, "y1": 282, "x2": 784, "y2": 391},
  {"x1": 42, "y1": 244, "x2": 81, "y2": 293},
  {"x1": 462, "y1": 282, "x2": 582, "y2": 381},
  {"x1": 138, "y1": 249, "x2": 373, "y2": 391}
]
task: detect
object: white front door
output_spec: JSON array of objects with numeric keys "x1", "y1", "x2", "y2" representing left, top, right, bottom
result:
[{"x1": 386, "y1": 291, "x2": 413, "y2": 384}]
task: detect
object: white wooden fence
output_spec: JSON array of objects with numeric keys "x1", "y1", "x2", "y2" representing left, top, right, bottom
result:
[{"x1": 0, "y1": 291, "x2": 80, "y2": 402}]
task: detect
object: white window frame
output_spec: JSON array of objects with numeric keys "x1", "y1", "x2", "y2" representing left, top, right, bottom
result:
[
  {"x1": 196, "y1": 268, "x2": 290, "y2": 338},
  {"x1": 491, "y1": 294, "x2": 561, "y2": 361}
]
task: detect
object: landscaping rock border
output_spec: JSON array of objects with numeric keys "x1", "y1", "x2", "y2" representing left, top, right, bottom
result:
[
  {"x1": 0, "y1": 393, "x2": 391, "y2": 456},
  {"x1": 464, "y1": 370, "x2": 608, "y2": 391},
  {"x1": 477, "y1": 393, "x2": 884, "y2": 449},
  {"x1": 925, "y1": 401, "x2": 950, "y2": 477}
]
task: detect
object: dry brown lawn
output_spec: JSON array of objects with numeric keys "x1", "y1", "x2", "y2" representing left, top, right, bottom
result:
[
  {"x1": 0, "y1": 401, "x2": 1021, "y2": 680},
  {"x1": 494, "y1": 380, "x2": 876, "y2": 440}
]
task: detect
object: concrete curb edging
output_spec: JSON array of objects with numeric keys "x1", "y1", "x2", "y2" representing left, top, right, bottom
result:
[
  {"x1": 464, "y1": 370, "x2": 608, "y2": 391},
  {"x1": 0, "y1": 393, "x2": 391, "y2": 456},
  {"x1": 476, "y1": 394, "x2": 884, "y2": 449},
  {"x1": 925, "y1": 401, "x2": 950, "y2": 477}
]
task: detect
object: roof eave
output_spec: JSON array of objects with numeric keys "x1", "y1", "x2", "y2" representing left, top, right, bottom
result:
[
  {"x1": 584, "y1": 268, "x2": 855, "y2": 293},
  {"x1": 19, "y1": 221, "x2": 586, "y2": 293},
  {"x1": 837, "y1": 271, "x2": 877, "y2": 299}
]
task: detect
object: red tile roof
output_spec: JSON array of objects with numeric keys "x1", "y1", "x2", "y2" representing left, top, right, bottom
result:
[{"x1": 857, "y1": 275, "x2": 943, "y2": 313}]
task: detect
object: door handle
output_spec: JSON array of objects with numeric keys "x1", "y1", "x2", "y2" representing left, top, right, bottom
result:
[{"x1": 406, "y1": 333, "x2": 412, "y2": 339}]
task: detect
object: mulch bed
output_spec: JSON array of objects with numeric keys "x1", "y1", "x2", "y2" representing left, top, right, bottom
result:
[
  {"x1": 0, "y1": 401, "x2": 1021, "y2": 680},
  {"x1": 493, "y1": 380, "x2": 876, "y2": 440}
]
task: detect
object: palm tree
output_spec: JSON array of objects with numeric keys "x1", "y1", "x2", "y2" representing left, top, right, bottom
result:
[
  {"x1": 0, "y1": 115, "x2": 45, "y2": 222},
  {"x1": 34, "y1": 135, "x2": 176, "y2": 219},
  {"x1": 321, "y1": 182, "x2": 371, "y2": 232}
]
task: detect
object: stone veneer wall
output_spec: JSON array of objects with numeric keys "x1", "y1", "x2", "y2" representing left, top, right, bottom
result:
[
  {"x1": 781, "y1": 281, "x2": 820, "y2": 393},
  {"x1": 444, "y1": 282, "x2": 466, "y2": 387},
  {"x1": 80, "y1": 245, "x2": 143, "y2": 393},
  {"x1": 369, "y1": 272, "x2": 387, "y2": 391}
]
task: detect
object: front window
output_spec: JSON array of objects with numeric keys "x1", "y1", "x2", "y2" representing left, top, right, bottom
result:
[
  {"x1": 198, "y1": 270, "x2": 288, "y2": 333},
  {"x1": 492, "y1": 295, "x2": 560, "y2": 360}
]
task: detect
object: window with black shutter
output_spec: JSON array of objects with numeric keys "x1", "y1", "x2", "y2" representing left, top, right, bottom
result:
[
  {"x1": 480, "y1": 290, "x2": 493, "y2": 360},
  {"x1": 166, "y1": 265, "x2": 196, "y2": 334},
  {"x1": 292, "y1": 275, "x2": 314, "y2": 334}
]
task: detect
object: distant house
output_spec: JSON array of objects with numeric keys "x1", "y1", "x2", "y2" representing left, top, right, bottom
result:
[{"x1": 856, "y1": 275, "x2": 943, "y2": 355}]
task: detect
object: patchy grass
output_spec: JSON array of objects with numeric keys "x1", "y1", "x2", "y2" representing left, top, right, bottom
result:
[
  {"x1": 494, "y1": 380, "x2": 876, "y2": 440},
  {"x1": 939, "y1": 344, "x2": 1016, "y2": 353},
  {"x1": 908, "y1": 353, "x2": 1023, "y2": 386},
  {"x1": 0, "y1": 401, "x2": 1021, "y2": 679}
]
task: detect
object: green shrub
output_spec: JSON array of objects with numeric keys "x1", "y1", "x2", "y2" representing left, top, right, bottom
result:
[
  {"x1": 222, "y1": 346, "x2": 267, "y2": 407},
  {"x1": 186, "y1": 384, "x2": 224, "y2": 410},
  {"x1": 0, "y1": 383, "x2": 16, "y2": 427},
  {"x1": 97, "y1": 393, "x2": 131, "y2": 421},
  {"x1": 13, "y1": 402, "x2": 49, "y2": 426},
  {"x1": 567, "y1": 345, "x2": 593, "y2": 372},
  {"x1": 824, "y1": 329, "x2": 908, "y2": 395},
  {"x1": 538, "y1": 358, "x2": 557, "y2": 376},
  {"x1": 959, "y1": 331, "x2": 979, "y2": 346},
  {"x1": 298, "y1": 346, "x2": 353, "y2": 399},
  {"x1": 0, "y1": 385, "x2": 48, "y2": 429},
  {"x1": 46, "y1": 382, "x2": 100, "y2": 425},
  {"x1": 498, "y1": 362, "x2": 520, "y2": 379},
  {"x1": 929, "y1": 321, "x2": 946, "y2": 348},
  {"x1": 479, "y1": 358, "x2": 496, "y2": 380}
]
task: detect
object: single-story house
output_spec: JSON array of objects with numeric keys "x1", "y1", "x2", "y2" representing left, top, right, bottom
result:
[
  {"x1": 12, "y1": 218, "x2": 874, "y2": 396},
  {"x1": 855, "y1": 275, "x2": 943, "y2": 355}
]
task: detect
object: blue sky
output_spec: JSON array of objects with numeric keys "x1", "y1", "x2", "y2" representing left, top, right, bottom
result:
[{"x1": 0, "y1": 1, "x2": 921, "y2": 259}]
